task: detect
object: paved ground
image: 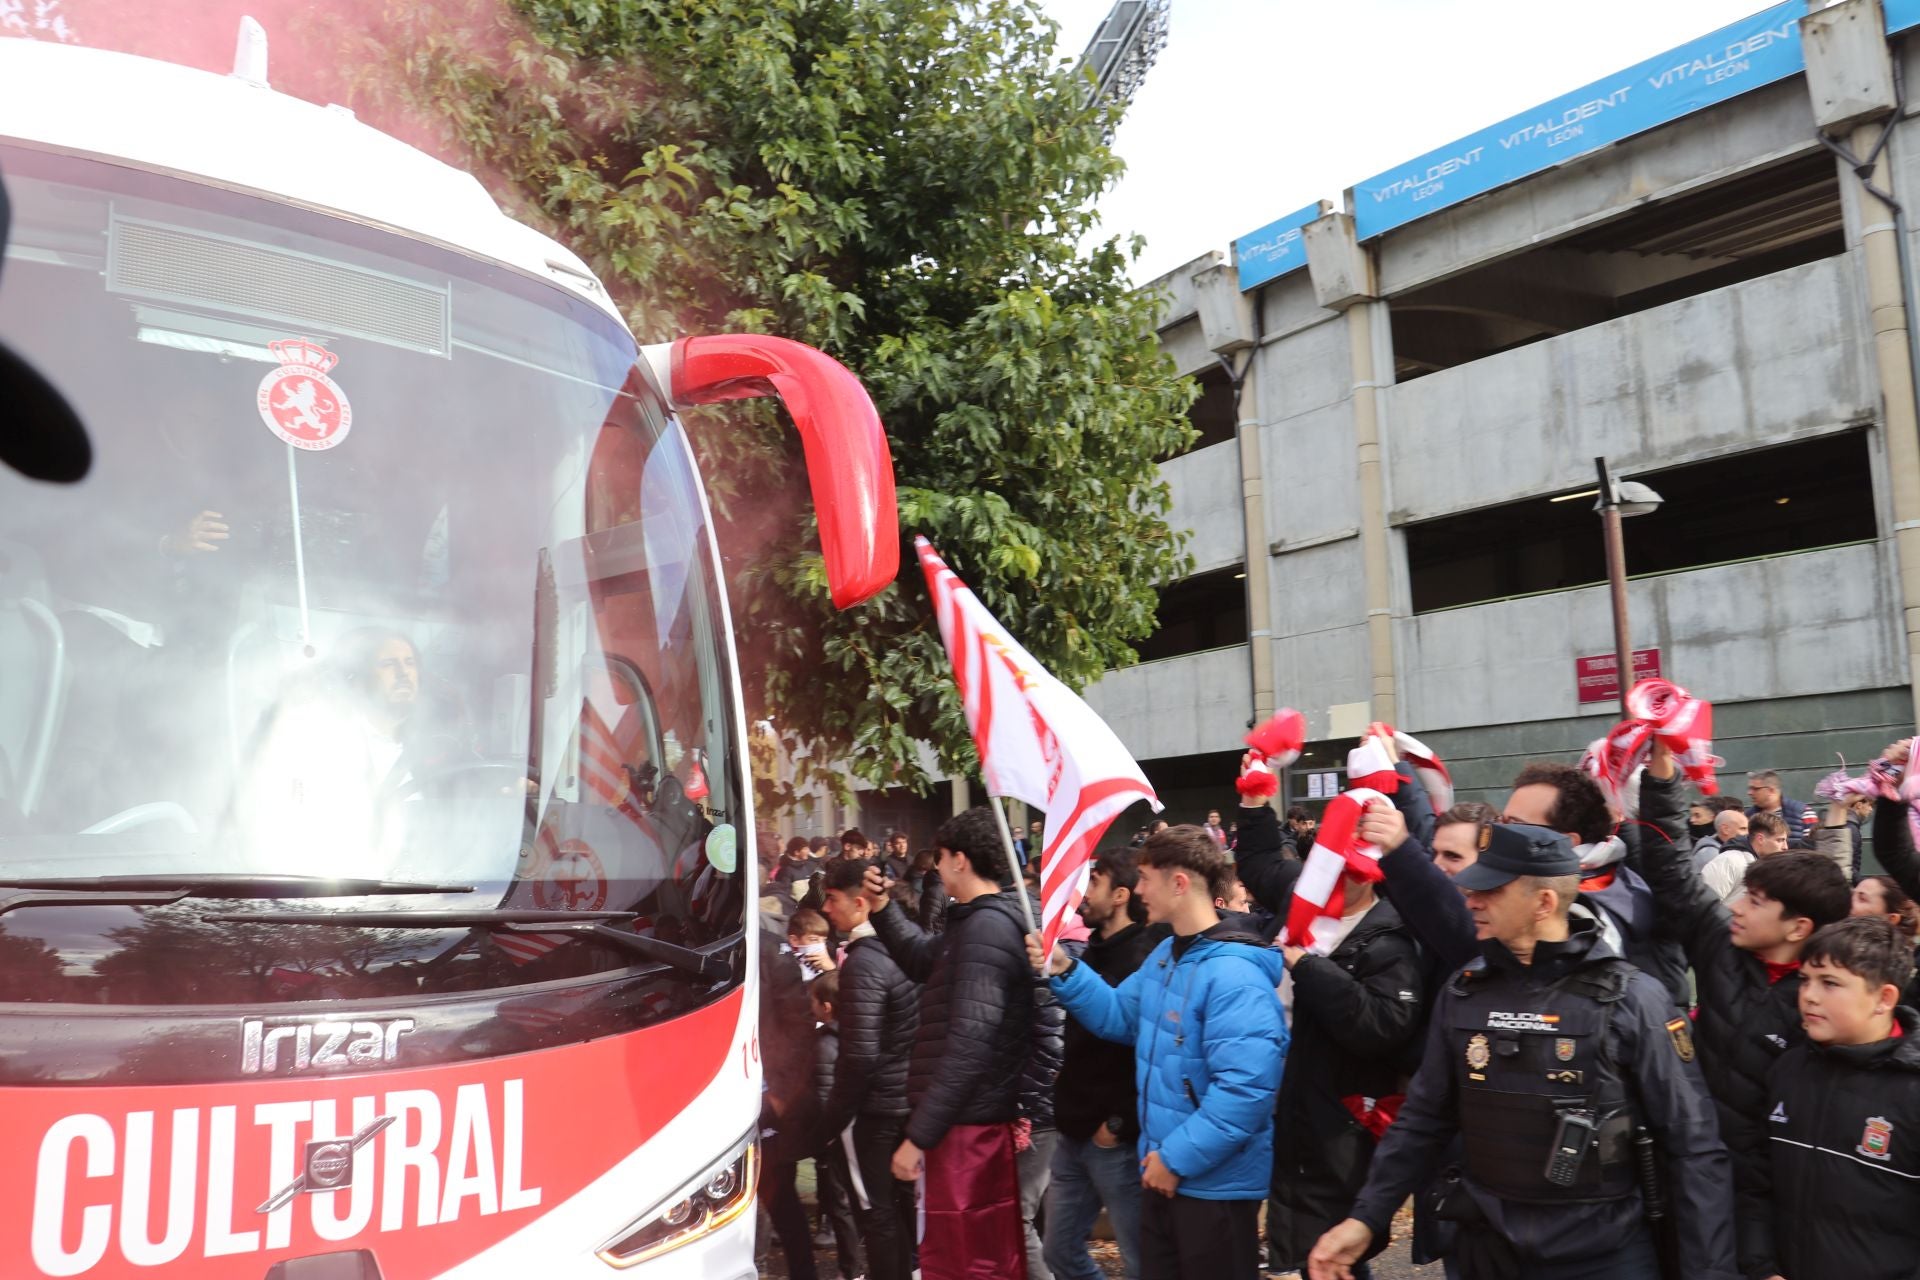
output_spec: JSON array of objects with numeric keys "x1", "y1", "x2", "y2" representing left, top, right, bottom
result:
[{"x1": 757, "y1": 1175, "x2": 1442, "y2": 1279}]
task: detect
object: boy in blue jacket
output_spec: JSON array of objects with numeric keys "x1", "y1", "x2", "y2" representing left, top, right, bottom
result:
[{"x1": 1029, "y1": 824, "x2": 1287, "y2": 1279}]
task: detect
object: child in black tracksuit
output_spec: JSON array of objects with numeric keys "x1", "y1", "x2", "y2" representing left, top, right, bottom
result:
[{"x1": 1740, "y1": 916, "x2": 1920, "y2": 1280}]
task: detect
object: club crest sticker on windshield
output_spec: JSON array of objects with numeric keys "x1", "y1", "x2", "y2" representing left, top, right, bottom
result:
[
  {"x1": 532, "y1": 838, "x2": 609, "y2": 913},
  {"x1": 258, "y1": 337, "x2": 353, "y2": 450}
]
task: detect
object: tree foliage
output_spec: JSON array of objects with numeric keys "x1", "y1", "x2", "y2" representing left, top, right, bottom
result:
[{"x1": 56, "y1": 0, "x2": 1200, "y2": 798}]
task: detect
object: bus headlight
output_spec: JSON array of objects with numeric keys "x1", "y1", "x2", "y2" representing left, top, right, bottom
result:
[{"x1": 597, "y1": 1132, "x2": 758, "y2": 1267}]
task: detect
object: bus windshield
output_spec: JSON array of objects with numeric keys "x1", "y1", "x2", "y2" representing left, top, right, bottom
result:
[{"x1": 0, "y1": 146, "x2": 744, "y2": 1009}]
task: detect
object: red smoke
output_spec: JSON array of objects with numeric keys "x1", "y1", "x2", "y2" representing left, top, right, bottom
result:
[
  {"x1": 36, "y1": 0, "x2": 337, "y2": 87},
  {"x1": 32, "y1": 0, "x2": 826, "y2": 782},
  {"x1": 35, "y1": 0, "x2": 526, "y2": 174}
]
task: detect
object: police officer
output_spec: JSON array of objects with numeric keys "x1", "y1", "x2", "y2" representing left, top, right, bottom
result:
[{"x1": 1306, "y1": 823, "x2": 1736, "y2": 1280}]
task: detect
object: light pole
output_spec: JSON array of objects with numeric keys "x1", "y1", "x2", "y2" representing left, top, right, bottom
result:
[{"x1": 1593, "y1": 456, "x2": 1663, "y2": 712}]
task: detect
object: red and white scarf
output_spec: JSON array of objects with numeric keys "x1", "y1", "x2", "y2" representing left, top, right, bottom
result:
[
  {"x1": 1366, "y1": 721, "x2": 1454, "y2": 813},
  {"x1": 1281, "y1": 739, "x2": 1397, "y2": 950},
  {"x1": 1237, "y1": 708, "x2": 1306, "y2": 801},
  {"x1": 1580, "y1": 678, "x2": 1721, "y2": 814}
]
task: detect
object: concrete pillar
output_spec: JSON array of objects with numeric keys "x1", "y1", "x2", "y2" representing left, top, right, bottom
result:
[
  {"x1": 1851, "y1": 136, "x2": 1920, "y2": 723},
  {"x1": 1192, "y1": 256, "x2": 1273, "y2": 724},
  {"x1": 1304, "y1": 213, "x2": 1398, "y2": 725},
  {"x1": 950, "y1": 774, "x2": 971, "y2": 816},
  {"x1": 1348, "y1": 299, "x2": 1398, "y2": 726},
  {"x1": 1235, "y1": 355, "x2": 1278, "y2": 723},
  {"x1": 1806, "y1": 0, "x2": 1920, "y2": 721}
]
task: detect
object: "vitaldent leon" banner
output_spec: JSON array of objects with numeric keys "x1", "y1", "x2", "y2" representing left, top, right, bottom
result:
[{"x1": 1351, "y1": 1, "x2": 1920, "y2": 241}]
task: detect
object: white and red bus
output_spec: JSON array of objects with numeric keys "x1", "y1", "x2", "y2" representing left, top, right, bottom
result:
[{"x1": 0, "y1": 25, "x2": 897, "y2": 1279}]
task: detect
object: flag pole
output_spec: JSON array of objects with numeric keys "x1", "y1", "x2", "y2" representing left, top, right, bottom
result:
[{"x1": 988, "y1": 794, "x2": 1042, "y2": 938}]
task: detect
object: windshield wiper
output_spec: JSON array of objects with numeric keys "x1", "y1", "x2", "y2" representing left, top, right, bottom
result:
[
  {"x1": 205, "y1": 909, "x2": 736, "y2": 982},
  {"x1": 0, "y1": 875, "x2": 476, "y2": 918},
  {"x1": 0, "y1": 874, "x2": 475, "y2": 896}
]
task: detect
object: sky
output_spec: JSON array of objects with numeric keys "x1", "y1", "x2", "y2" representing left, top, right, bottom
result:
[{"x1": 1037, "y1": 0, "x2": 1776, "y2": 282}]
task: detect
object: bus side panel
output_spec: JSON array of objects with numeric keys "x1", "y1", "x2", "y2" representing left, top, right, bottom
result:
[{"x1": 4, "y1": 988, "x2": 750, "y2": 1279}]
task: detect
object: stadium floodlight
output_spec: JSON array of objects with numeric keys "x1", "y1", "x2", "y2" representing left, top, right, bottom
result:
[{"x1": 1075, "y1": 0, "x2": 1171, "y2": 129}]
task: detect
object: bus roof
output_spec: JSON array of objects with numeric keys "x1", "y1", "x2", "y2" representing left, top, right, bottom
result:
[{"x1": 0, "y1": 36, "x2": 627, "y2": 328}]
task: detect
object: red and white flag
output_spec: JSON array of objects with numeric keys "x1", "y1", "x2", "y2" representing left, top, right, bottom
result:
[{"x1": 917, "y1": 537, "x2": 1160, "y2": 953}]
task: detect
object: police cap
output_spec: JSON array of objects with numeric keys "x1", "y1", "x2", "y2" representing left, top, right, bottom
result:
[{"x1": 1451, "y1": 822, "x2": 1578, "y2": 890}]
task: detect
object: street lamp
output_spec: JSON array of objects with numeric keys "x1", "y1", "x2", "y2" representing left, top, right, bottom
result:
[{"x1": 1593, "y1": 457, "x2": 1663, "y2": 712}]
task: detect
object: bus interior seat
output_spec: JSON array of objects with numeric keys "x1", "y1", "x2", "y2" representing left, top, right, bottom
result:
[{"x1": 0, "y1": 539, "x2": 67, "y2": 821}]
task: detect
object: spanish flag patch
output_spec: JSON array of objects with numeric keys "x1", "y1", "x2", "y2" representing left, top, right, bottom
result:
[{"x1": 1666, "y1": 1017, "x2": 1695, "y2": 1063}]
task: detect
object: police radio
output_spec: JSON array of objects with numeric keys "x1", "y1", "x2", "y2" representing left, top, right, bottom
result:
[{"x1": 1544, "y1": 1109, "x2": 1598, "y2": 1187}]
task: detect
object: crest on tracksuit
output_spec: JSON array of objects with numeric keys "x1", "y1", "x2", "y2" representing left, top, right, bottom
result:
[{"x1": 1859, "y1": 1116, "x2": 1895, "y2": 1161}]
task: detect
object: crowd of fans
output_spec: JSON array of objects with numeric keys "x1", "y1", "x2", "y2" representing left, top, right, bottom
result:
[{"x1": 749, "y1": 737, "x2": 1920, "y2": 1280}]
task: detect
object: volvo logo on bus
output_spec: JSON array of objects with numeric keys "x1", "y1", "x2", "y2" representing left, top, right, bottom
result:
[
  {"x1": 304, "y1": 1139, "x2": 354, "y2": 1189},
  {"x1": 240, "y1": 1017, "x2": 416, "y2": 1073}
]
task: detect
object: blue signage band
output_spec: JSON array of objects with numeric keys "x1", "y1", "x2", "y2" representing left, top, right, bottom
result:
[
  {"x1": 1232, "y1": 201, "x2": 1327, "y2": 291},
  {"x1": 1232, "y1": 1, "x2": 1920, "y2": 255}
]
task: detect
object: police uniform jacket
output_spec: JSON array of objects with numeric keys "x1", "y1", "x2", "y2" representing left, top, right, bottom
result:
[
  {"x1": 1740, "y1": 1007, "x2": 1920, "y2": 1280},
  {"x1": 1346, "y1": 917, "x2": 1737, "y2": 1276}
]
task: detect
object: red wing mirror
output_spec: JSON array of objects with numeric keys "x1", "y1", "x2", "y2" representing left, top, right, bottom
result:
[{"x1": 648, "y1": 334, "x2": 899, "y2": 609}]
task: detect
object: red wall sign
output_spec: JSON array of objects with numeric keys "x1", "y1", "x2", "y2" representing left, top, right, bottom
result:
[{"x1": 1576, "y1": 649, "x2": 1661, "y2": 705}]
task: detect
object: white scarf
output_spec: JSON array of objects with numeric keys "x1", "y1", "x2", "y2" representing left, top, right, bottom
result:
[
  {"x1": 1570, "y1": 900, "x2": 1625, "y2": 959},
  {"x1": 1575, "y1": 835, "x2": 1626, "y2": 872}
]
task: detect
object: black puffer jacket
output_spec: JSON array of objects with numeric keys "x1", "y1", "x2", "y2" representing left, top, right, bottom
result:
[
  {"x1": 817, "y1": 934, "x2": 919, "y2": 1138},
  {"x1": 1633, "y1": 773, "x2": 1807, "y2": 1277},
  {"x1": 870, "y1": 890, "x2": 1033, "y2": 1150},
  {"x1": 1236, "y1": 794, "x2": 1431, "y2": 1266},
  {"x1": 1234, "y1": 802, "x2": 1301, "y2": 921},
  {"x1": 759, "y1": 920, "x2": 821, "y2": 1166},
  {"x1": 813, "y1": 1022, "x2": 840, "y2": 1107},
  {"x1": 1269, "y1": 898, "x2": 1427, "y2": 1269},
  {"x1": 917, "y1": 869, "x2": 950, "y2": 935},
  {"x1": 1740, "y1": 1007, "x2": 1920, "y2": 1280},
  {"x1": 1869, "y1": 793, "x2": 1920, "y2": 907},
  {"x1": 1861, "y1": 794, "x2": 1920, "y2": 1012},
  {"x1": 1053, "y1": 920, "x2": 1164, "y2": 1144},
  {"x1": 1016, "y1": 890, "x2": 1067, "y2": 1132},
  {"x1": 1613, "y1": 775, "x2": 1695, "y2": 1008}
]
